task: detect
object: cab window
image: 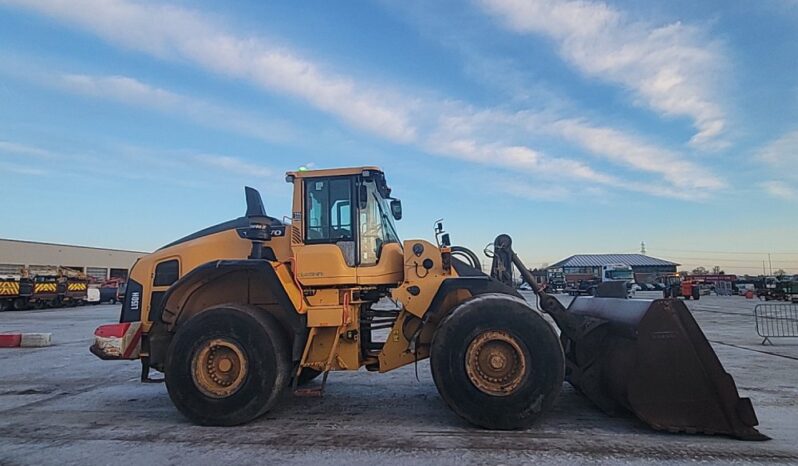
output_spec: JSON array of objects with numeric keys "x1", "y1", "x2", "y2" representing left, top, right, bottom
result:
[
  {"x1": 153, "y1": 259, "x2": 179, "y2": 286},
  {"x1": 305, "y1": 177, "x2": 353, "y2": 243},
  {"x1": 359, "y1": 179, "x2": 400, "y2": 265}
]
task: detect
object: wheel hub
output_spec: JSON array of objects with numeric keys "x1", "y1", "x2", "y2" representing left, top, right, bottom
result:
[
  {"x1": 465, "y1": 330, "x2": 527, "y2": 396},
  {"x1": 192, "y1": 338, "x2": 248, "y2": 398}
]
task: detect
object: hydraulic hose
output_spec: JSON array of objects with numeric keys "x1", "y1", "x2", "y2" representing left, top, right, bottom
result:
[{"x1": 451, "y1": 246, "x2": 482, "y2": 272}]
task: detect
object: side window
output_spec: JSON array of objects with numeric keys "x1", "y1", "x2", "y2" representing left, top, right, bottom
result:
[
  {"x1": 305, "y1": 178, "x2": 353, "y2": 242},
  {"x1": 153, "y1": 259, "x2": 179, "y2": 287}
]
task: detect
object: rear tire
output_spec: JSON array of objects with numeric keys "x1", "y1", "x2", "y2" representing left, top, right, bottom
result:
[
  {"x1": 165, "y1": 305, "x2": 291, "y2": 426},
  {"x1": 430, "y1": 294, "x2": 564, "y2": 430}
]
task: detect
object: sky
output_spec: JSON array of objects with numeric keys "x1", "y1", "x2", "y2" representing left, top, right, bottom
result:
[{"x1": 0, "y1": 0, "x2": 797, "y2": 275}]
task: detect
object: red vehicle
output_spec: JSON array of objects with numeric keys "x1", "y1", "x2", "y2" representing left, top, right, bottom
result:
[{"x1": 662, "y1": 274, "x2": 701, "y2": 300}]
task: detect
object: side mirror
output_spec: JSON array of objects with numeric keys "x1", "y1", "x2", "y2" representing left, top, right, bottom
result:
[
  {"x1": 359, "y1": 185, "x2": 368, "y2": 209},
  {"x1": 390, "y1": 199, "x2": 402, "y2": 220}
]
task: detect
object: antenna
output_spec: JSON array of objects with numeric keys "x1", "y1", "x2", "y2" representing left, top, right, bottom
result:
[{"x1": 640, "y1": 241, "x2": 646, "y2": 255}]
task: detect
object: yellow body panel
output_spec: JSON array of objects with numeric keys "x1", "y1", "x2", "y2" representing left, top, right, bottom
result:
[
  {"x1": 67, "y1": 282, "x2": 87, "y2": 291},
  {"x1": 287, "y1": 166, "x2": 380, "y2": 180},
  {"x1": 356, "y1": 242, "x2": 404, "y2": 285},
  {"x1": 34, "y1": 282, "x2": 57, "y2": 293},
  {"x1": 0, "y1": 281, "x2": 19, "y2": 296},
  {"x1": 300, "y1": 298, "x2": 360, "y2": 371},
  {"x1": 305, "y1": 289, "x2": 341, "y2": 307},
  {"x1": 307, "y1": 307, "x2": 344, "y2": 327},
  {"x1": 293, "y1": 243, "x2": 357, "y2": 286},
  {"x1": 376, "y1": 310, "x2": 429, "y2": 372},
  {"x1": 392, "y1": 240, "x2": 456, "y2": 318},
  {"x1": 272, "y1": 261, "x2": 305, "y2": 312},
  {"x1": 133, "y1": 226, "x2": 294, "y2": 326}
]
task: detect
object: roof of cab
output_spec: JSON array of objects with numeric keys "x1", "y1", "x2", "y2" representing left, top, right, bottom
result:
[{"x1": 285, "y1": 166, "x2": 382, "y2": 179}]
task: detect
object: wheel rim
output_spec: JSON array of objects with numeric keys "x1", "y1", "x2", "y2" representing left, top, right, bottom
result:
[
  {"x1": 191, "y1": 338, "x2": 248, "y2": 398},
  {"x1": 465, "y1": 330, "x2": 527, "y2": 397}
]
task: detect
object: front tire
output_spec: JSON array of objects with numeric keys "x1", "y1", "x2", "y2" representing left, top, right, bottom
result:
[
  {"x1": 165, "y1": 305, "x2": 291, "y2": 426},
  {"x1": 430, "y1": 294, "x2": 564, "y2": 430}
]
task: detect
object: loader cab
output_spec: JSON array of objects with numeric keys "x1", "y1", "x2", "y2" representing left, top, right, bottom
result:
[{"x1": 287, "y1": 167, "x2": 404, "y2": 287}]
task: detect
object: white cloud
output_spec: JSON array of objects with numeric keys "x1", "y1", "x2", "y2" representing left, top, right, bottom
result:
[
  {"x1": 757, "y1": 129, "x2": 798, "y2": 175},
  {"x1": 426, "y1": 136, "x2": 615, "y2": 184},
  {"x1": 479, "y1": 0, "x2": 728, "y2": 148},
  {"x1": 3, "y1": 0, "x2": 724, "y2": 200},
  {"x1": 496, "y1": 179, "x2": 573, "y2": 200},
  {"x1": 0, "y1": 138, "x2": 276, "y2": 188},
  {"x1": 0, "y1": 161, "x2": 48, "y2": 176},
  {"x1": 58, "y1": 73, "x2": 297, "y2": 144},
  {"x1": 546, "y1": 118, "x2": 725, "y2": 190},
  {"x1": 4, "y1": 0, "x2": 417, "y2": 144},
  {"x1": 756, "y1": 130, "x2": 798, "y2": 201},
  {"x1": 426, "y1": 105, "x2": 724, "y2": 194},
  {"x1": 0, "y1": 140, "x2": 58, "y2": 158},
  {"x1": 761, "y1": 180, "x2": 797, "y2": 200},
  {"x1": 193, "y1": 154, "x2": 273, "y2": 178}
]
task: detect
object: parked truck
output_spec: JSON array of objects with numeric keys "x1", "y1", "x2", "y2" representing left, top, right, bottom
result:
[
  {"x1": 2, "y1": 267, "x2": 89, "y2": 310},
  {"x1": 0, "y1": 274, "x2": 33, "y2": 311},
  {"x1": 566, "y1": 263, "x2": 635, "y2": 297}
]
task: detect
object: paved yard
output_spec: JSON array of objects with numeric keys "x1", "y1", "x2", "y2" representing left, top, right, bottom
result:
[{"x1": 0, "y1": 295, "x2": 796, "y2": 465}]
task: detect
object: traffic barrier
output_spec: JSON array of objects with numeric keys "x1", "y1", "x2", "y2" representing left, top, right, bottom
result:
[
  {"x1": 754, "y1": 303, "x2": 798, "y2": 345},
  {"x1": 0, "y1": 333, "x2": 22, "y2": 347},
  {"x1": 20, "y1": 333, "x2": 52, "y2": 347},
  {"x1": 0, "y1": 332, "x2": 53, "y2": 348}
]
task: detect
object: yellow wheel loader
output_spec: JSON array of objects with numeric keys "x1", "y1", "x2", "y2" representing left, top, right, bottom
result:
[{"x1": 90, "y1": 166, "x2": 767, "y2": 440}]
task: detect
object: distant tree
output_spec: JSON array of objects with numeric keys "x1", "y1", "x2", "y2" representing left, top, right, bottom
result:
[
  {"x1": 775, "y1": 269, "x2": 786, "y2": 278},
  {"x1": 711, "y1": 265, "x2": 725, "y2": 275},
  {"x1": 692, "y1": 266, "x2": 708, "y2": 275}
]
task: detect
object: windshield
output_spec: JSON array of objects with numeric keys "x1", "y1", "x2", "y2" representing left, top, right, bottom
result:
[
  {"x1": 359, "y1": 180, "x2": 400, "y2": 265},
  {"x1": 606, "y1": 269, "x2": 633, "y2": 280}
]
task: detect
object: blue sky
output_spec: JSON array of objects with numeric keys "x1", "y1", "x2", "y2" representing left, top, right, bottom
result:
[{"x1": 1, "y1": 0, "x2": 797, "y2": 274}]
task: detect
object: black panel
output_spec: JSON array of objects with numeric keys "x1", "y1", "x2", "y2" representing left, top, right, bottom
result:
[
  {"x1": 425, "y1": 276, "x2": 522, "y2": 322},
  {"x1": 147, "y1": 291, "x2": 166, "y2": 322},
  {"x1": 452, "y1": 258, "x2": 487, "y2": 277},
  {"x1": 120, "y1": 278, "x2": 144, "y2": 322}
]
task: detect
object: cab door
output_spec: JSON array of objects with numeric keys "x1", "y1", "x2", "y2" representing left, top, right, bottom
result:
[{"x1": 293, "y1": 176, "x2": 358, "y2": 286}]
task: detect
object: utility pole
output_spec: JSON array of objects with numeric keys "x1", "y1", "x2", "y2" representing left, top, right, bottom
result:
[{"x1": 768, "y1": 253, "x2": 773, "y2": 275}]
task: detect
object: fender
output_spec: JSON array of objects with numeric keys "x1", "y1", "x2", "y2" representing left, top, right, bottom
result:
[
  {"x1": 147, "y1": 260, "x2": 307, "y2": 368},
  {"x1": 424, "y1": 276, "x2": 522, "y2": 324}
]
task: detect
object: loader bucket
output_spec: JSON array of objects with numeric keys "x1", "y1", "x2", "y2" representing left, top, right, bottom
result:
[{"x1": 563, "y1": 297, "x2": 769, "y2": 441}]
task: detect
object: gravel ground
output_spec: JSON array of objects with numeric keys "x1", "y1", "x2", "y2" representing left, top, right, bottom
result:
[{"x1": 0, "y1": 295, "x2": 796, "y2": 465}]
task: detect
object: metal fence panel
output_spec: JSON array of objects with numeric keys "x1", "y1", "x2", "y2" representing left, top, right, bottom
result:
[{"x1": 754, "y1": 303, "x2": 798, "y2": 345}]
